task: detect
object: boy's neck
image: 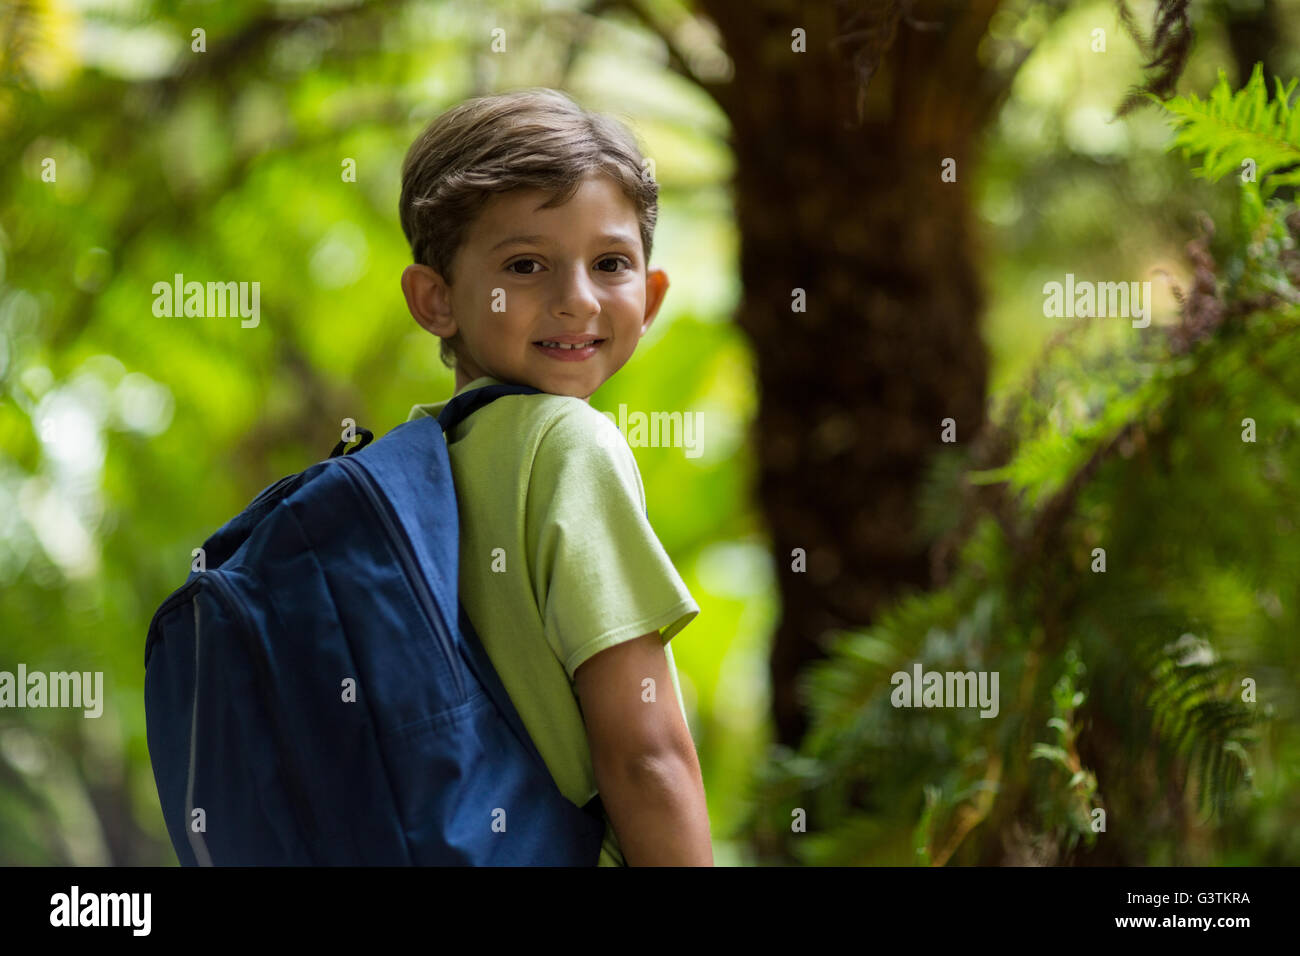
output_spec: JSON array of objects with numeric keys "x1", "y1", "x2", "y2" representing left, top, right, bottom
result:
[
  {"x1": 454, "y1": 367, "x2": 480, "y2": 393},
  {"x1": 454, "y1": 367, "x2": 594, "y2": 403}
]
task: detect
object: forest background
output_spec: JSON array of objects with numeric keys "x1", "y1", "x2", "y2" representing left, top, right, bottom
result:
[{"x1": 1, "y1": 0, "x2": 1298, "y2": 866}]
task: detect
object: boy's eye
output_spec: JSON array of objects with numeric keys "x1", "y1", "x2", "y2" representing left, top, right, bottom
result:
[
  {"x1": 507, "y1": 259, "x2": 541, "y2": 275},
  {"x1": 596, "y1": 256, "x2": 632, "y2": 273}
]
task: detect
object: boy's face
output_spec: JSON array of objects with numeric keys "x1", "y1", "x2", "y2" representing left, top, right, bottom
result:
[{"x1": 402, "y1": 170, "x2": 668, "y2": 402}]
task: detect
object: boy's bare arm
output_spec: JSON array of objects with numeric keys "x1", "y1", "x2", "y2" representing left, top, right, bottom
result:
[{"x1": 574, "y1": 632, "x2": 713, "y2": 866}]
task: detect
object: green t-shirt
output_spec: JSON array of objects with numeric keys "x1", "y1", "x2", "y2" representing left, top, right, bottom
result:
[{"x1": 407, "y1": 375, "x2": 699, "y2": 866}]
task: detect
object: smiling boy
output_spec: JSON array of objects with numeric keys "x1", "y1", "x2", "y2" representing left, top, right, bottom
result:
[{"x1": 397, "y1": 88, "x2": 712, "y2": 865}]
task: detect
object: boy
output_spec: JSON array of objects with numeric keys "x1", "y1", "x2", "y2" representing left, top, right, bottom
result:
[{"x1": 396, "y1": 88, "x2": 713, "y2": 866}]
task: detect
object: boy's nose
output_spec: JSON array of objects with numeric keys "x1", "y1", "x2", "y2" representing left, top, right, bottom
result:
[{"x1": 552, "y1": 263, "x2": 600, "y2": 318}]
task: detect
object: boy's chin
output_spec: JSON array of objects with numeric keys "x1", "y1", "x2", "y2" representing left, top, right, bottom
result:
[
  {"x1": 518, "y1": 369, "x2": 604, "y2": 400},
  {"x1": 535, "y1": 378, "x2": 599, "y2": 401}
]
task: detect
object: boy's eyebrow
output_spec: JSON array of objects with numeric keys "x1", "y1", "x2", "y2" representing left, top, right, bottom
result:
[
  {"x1": 489, "y1": 234, "x2": 546, "y2": 252},
  {"x1": 488, "y1": 231, "x2": 639, "y2": 253}
]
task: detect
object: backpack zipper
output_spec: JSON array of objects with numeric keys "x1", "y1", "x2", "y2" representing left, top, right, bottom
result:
[{"x1": 332, "y1": 455, "x2": 467, "y2": 702}]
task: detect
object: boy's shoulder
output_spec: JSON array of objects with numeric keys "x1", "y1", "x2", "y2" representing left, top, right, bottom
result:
[{"x1": 407, "y1": 378, "x2": 633, "y2": 474}]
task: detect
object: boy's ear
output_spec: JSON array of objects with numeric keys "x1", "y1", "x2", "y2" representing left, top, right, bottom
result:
[
  {"x1": 640, "y1": 267, "x2": 669, "y2": 336},
  {"x1": 401, "y1": 264, "x2": 457, "y2": 339}
]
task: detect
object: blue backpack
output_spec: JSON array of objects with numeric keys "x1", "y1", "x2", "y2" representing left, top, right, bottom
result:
[{"x1": 144, "y1": 383, "x2": 608, "y2": 865}]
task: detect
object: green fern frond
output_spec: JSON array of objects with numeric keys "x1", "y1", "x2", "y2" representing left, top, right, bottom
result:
[
  {"x1": 803, "y1": 583, "x2": 969, "y2": 753},
  {"x1": 968, "y1": 369, "x2": 1169, "y2": 512},
  {"x1": 1158, "y1": 62, "x2": 1300, "y2": 197},
  {"x1": 1139, "y1": 642, "x2": 1259, "y2": 819}
]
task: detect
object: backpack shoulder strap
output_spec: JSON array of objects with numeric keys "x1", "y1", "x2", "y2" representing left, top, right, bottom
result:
[{"x1": 437, "y1": 383, "x2": 543, "y2": 433}]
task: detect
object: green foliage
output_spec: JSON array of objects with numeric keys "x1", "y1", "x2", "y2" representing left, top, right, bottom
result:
[
  {"x1": 1158, "y1": 62, "x2": 1300, "y2": 197},
  {"x1": 0, "y1": 0, "x2": 749, "y2": 864},
  {"x1": 1028, "y1": 645, "x2": 1100, "y2": 855},
  {"x1": 743, "y1": 64, "x2": 1300, "y2": 866}
]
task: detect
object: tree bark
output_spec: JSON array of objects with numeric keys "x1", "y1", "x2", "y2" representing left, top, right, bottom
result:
[
  {"x1": 1218, "y1": 0, "x2": 1283, "y2": 85},
  {"x1": 695, "y1": 0, "x2": 1004, "y2": 747}
]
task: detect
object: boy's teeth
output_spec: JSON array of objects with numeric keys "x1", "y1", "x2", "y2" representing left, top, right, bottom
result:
[{"x1": 540, "y1": 340, "x2": 597, "y2": 349}]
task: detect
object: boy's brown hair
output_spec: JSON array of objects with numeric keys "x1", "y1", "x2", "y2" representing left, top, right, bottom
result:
[{"x1": 399, "y1": 88, "x2": 659, "y2": 370}]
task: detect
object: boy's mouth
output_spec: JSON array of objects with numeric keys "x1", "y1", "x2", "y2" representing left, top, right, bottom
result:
[{"x1": 533, "y1": 336, "x2": 605, "y2": 361}]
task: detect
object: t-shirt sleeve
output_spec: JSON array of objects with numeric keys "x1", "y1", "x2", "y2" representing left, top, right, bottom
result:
[{"x1": 525, "y1": 401, "x2": 699, "y2": 681}]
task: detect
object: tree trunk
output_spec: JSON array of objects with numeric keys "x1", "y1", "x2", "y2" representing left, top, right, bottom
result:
[
  {"x1": 696, "y1": 0, "x2": 1004, "y2": 747},
  {"x1": 1219, "y1": 0, "x2": 1284, "y2": 85}
]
